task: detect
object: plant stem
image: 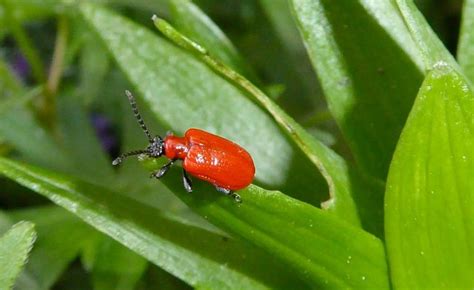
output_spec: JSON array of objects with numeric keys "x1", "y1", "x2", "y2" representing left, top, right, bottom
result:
[
  {"x1": 39, "y1": 15, "x2": 68, "y2": 131},
  {"x1": 46, "y1": 16, "x2": 68, "y2": 97}
]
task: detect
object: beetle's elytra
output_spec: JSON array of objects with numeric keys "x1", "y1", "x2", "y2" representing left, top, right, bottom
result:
[{"x1": 112, "y1": 90, "x2": 255, "y2": 202}]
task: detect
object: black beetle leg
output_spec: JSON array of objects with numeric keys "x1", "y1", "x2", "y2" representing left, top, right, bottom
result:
[
  {"x1": 215, "y1": 186, "x2": 241, "y2": 203},
  {"x1": 150, "y1": 159, "x2": 175, "y2": 179},
  {"x1": 182, "y1": 169, "x2": 193, "y2": 193}
]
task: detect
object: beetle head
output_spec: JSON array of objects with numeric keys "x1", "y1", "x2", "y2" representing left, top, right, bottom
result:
[
  {"x1": 112, "y1": 90, "x2": 165, "y2": 166},
  {"x1": 146, "y1": 136, "x2": 165, "y2": 158}
]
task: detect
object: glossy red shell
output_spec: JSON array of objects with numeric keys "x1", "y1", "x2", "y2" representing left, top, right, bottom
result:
[{"x1": 164, "y1": 128, "x2": 255, "y2": 190}]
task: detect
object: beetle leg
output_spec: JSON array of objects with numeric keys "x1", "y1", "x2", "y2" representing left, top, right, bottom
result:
[
  {"x1": 215, "y1": 186, "x2": 231, "y2": 195},
  {"x1": 182, "y1": 169, "x2": 193, "y2": 193},
  {"x1": 150, "y1": 159, "x2": 175, "y2": 179},
  {"x1": 215, "y1": 186, "x2": 242, "y2": 203}
]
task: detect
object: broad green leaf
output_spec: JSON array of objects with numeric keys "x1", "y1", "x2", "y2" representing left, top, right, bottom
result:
[
  {"x1": 385, "y1": 64, "x2": 474, "y2": 288},
  {"x1": 290, "y1": 0, "x2": 424, "y2": 179},
  {"x1": 458, "y1": 0, "x2": 474, "y2": 83},
  {"x1": 166, "y1": 0, "x2": 258, "y2": 82},
  {"x1": 139, "y1": 157, "x2": 389, "y2": 289},
  {"x1": 9, "y1": 206, "x2": 94, "y2": 290},
  {"x1": 0, "y1": 221, "x2": 36, "y2": 290},
  {"x1": 395, "y1": 0, "x2": 458, "y2": 70},
  {"x1": 0, "y1": 157, "x2": 308, "y2": 290},
  {"x1": 79, "y1": 3, "x2": 329, "y2": 208}
]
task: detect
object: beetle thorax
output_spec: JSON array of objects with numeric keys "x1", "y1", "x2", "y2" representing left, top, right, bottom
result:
[{"x1": 164, "y1": 135, "x2": 189, "y2": 160}]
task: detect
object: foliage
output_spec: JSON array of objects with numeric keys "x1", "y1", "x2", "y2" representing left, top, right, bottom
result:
[
  {"x1": 0, "y1": 0, "x2": 471, "y2": 289},
  {"x1": 0, "y1": 221, "x2": 37, "y2": 290}
]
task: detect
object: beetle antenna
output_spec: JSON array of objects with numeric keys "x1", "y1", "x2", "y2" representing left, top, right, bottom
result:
[
  {"x1": 125, "y1": 90, "x2": 154, "y2": 142},
  {"x1": 112, "y1": 149, "x2": 149, "y2": 166}
]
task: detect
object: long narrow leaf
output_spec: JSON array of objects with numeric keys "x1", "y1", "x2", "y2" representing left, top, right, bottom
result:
[
  {"x1": 0, "y1": 156, "x2": 389, "y2": 289},
  {"x1": 395, "y1": 0, "x2": 458, "y2": 70},
  {"x1": 290, "y1": 0, "x2": 424, "y2": 180},
  {"x1": 166, "y1": 0, "x2": 257, "y2": 82},
  {"x1": 142, "y1": 156, "x2": 389, "y2": 289},
  {"x1": 0, "y1": 157, "x2": 308, "y2": 290}
]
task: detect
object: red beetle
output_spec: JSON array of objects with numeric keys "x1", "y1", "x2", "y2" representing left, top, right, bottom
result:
[{"x1": 112, "y1": 90, "x2": 255, "y2": 202}]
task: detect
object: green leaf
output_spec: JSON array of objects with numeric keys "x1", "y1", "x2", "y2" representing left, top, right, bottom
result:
[
  {"x1": 0, "y1": 106, "x2": 71, "y2": 172},
  {"x1": 2, "y1": 1, "x2": 47, "y2": 83},
  {"x1": 0, "y1": 212, "x2": 13, "y2": 234},
  {"x1": 258, "y1": 0, "x2": 323, "y2": 112},
  {"x1": 79, "y1": 31, "x2": 111, "y2": 105},
  {"x1": 9, "y1": 206, "x2": 94, "y2": 290},
  {"x1": 151, "y1": 16, "x2": 387, "y2": 232},
  {"x1": 90, "y1": 237, "x2": 148, "y2": 290},
  {"x1": 166, "y1": 0, "x2": 258, "y2": 82},
  {"x1": 258, "y1": 0, "x2": 304, "y2": 53},
  {"x1": 57, "y1": 96, "x2": 114, "y2": 185},
  {"x1": 385, "y1": 64, "x2": 474, "y2": 288},
  {"x1": 458, "y1": 0, "x2": 474, "y2": 83},
  {"x1": 0, "y1": 157, "x2": 308, "y2": 290},
  {"x1": 290, "y1": 0, "x2": 424, "y2": 179},
  {"x1": 139, "y1": 158, "x2": 389, "y2": 289},
  {"x1": 0, "y1": 213, "x2": 41, "y2": 290},
  {"x1": 142, "y1": 266, "x2": 190, "y2": 290},
  {"x1": 395, "y1": 0, "x2": 458, "y2": 70},
  {"x1": 0, "y1": 58, "x2": 23, "y2": 99},
  {"x1": 0, "y1": 221, "x2": 36, "y2": 290},
  {"x1": 79, "y1": 3, "x2": 329, "y2": 208}
]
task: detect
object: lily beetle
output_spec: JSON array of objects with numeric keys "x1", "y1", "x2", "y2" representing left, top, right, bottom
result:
[{"x1": 112, "y1": 90, "x2": 255, "y2": 202}]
